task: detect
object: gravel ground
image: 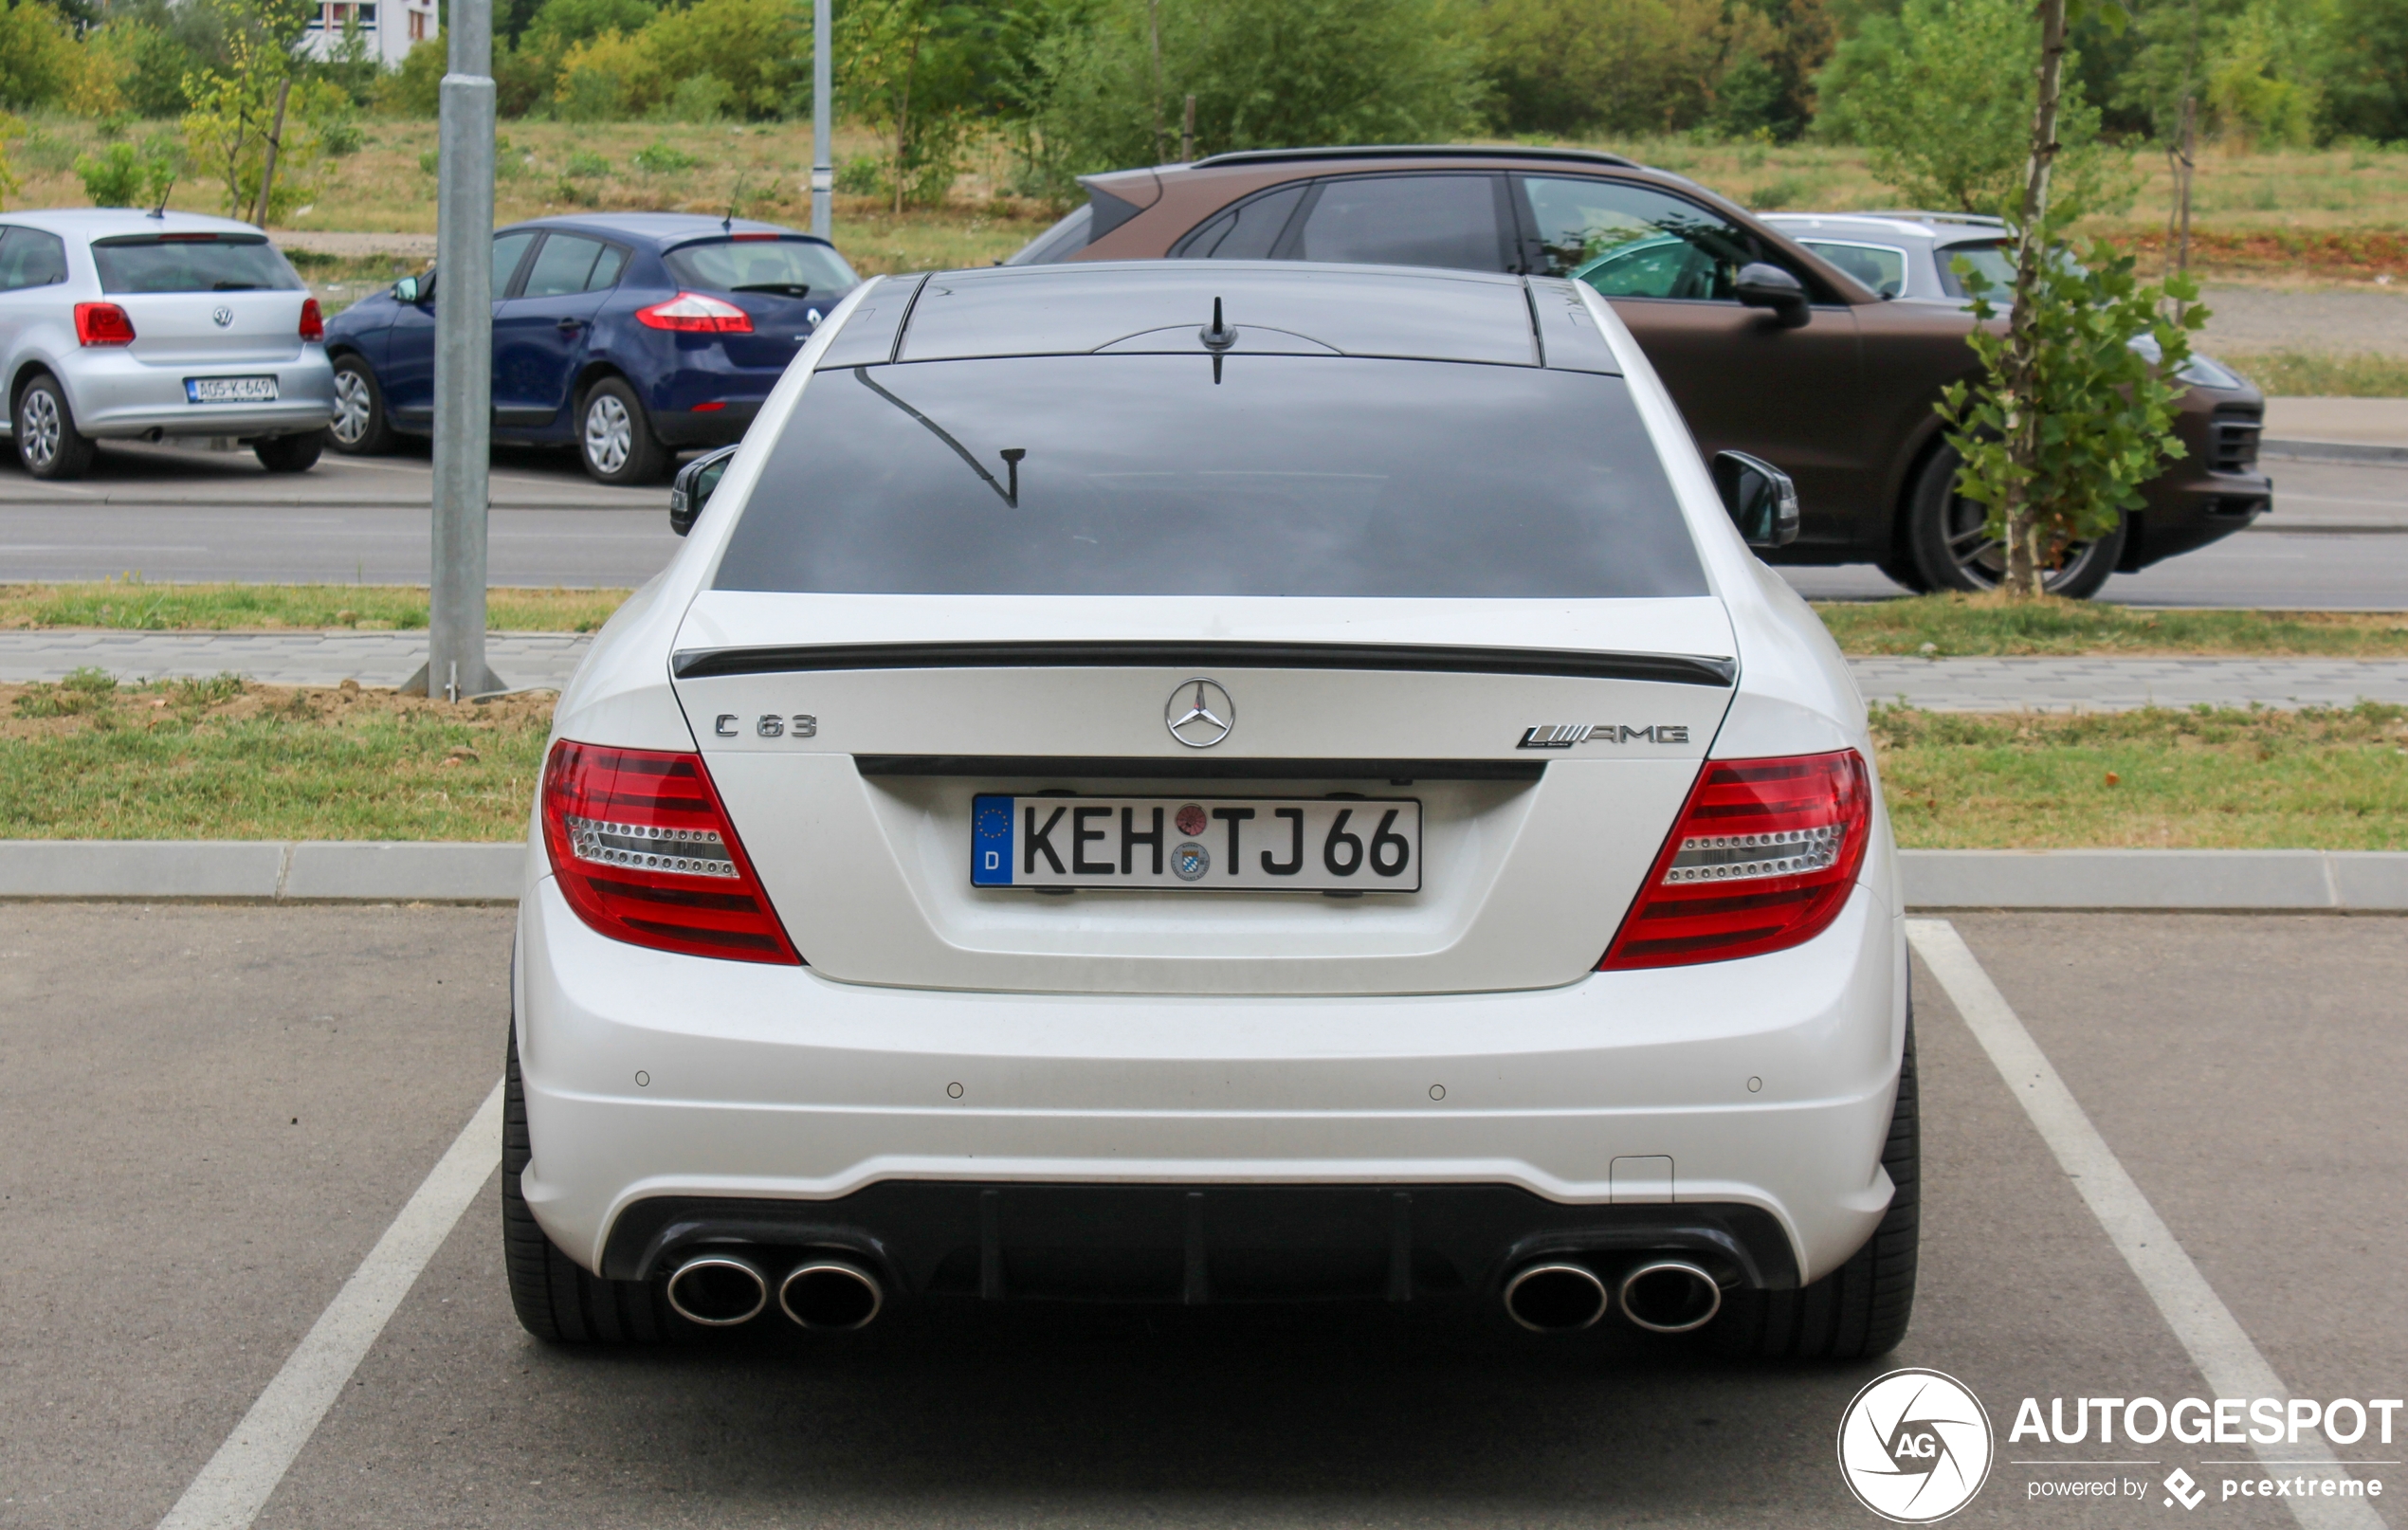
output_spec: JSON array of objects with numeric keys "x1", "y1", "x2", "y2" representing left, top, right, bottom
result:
[{"x1": 2201, "y1": 282, "x2": 2408, "y2": 355}]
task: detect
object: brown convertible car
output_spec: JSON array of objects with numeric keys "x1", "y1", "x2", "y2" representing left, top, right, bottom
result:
[{"x1": 1006, "y1": 146, "x2": 2271, "y2": 598}]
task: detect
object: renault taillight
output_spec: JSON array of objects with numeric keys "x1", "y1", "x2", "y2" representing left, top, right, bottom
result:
[
  {"x1": 634, "y1": 292, "x2": 753, "y2": 334},
  {"x1": 540, "y1": 740, "x2": 799, "y2": 964},
  {"x1": 1601, "y1": 750, "x2": 1871, "y2": 971}
]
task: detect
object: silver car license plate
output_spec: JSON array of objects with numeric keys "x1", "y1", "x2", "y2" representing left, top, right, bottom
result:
[
  {"x1": 973, "y1": 795, "x2": 1422, "y2": 891},
  {"x1": 185, "y1": 375, "x2": 279, "y2": 404}
]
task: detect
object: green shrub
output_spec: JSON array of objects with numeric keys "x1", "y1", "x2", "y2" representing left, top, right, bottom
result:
[
  {"x1": 630, "y1": 137, "x2": 698, "y2": 173},
  {"x1": 374, "y1": 37, "x2": 446, "y2": 118},
  {"x1": 664, "y1": 72, "x2": 733, "y2": 121},
  {"x1": 564, "y1": 147, "x2": 610, "y2": 177},
  {"x1": 834, "y1": 152, "x2": 883, "y2": 194},
  {"x1": 74, "y1": 137, "x2": 178, "y2": 207}
]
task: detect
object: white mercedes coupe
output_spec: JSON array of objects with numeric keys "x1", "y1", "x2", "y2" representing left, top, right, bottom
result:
[{"x1": 506, "y1": 260, "x2": 1916, "y2": 1358}]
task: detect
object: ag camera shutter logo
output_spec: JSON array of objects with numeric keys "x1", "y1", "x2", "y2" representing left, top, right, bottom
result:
[{"x1": 1837, "y1": 1369, "x2": 1995, "y2": 1522}]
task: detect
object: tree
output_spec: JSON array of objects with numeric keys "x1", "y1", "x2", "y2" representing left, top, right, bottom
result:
[
  {"x1": 1815, "y1": 0, "x2": 2115, "y2": 214},
  {"x1": 179, "y1": 0, "x2": 339, "y2": 224},
  {"x1": 1025, "y1": 0, "x2": 1483, "y2": 196},
  {"x1": 1937, "y1": 0, "x2": 2204, "y2": 600},
  {"x1": 841, "y1": 0, "x2": 986, "y2": 209},
  {"x1": 0, "y1": 0, "x2": 81, "y2": 110}
]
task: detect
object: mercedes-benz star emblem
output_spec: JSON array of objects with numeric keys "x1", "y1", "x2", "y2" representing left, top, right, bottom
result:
[
  {"x1": 1165, "y1": 678, "x2": 1234, "y2": 749},
  {"x1": 210, "y1": 305, "x2": 234, "y2": 327}
]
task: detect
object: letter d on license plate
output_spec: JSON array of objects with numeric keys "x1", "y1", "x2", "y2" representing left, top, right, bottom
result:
[{"x1": 973, "y1": 795, "x2": 1421, "y2": 892}]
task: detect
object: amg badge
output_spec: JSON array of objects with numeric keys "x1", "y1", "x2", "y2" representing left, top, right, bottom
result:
[{"x1": 1518, "y1": 723, "x2": 1690, "y2": 749}]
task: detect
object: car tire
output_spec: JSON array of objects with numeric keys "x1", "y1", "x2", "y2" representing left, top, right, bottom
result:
[
  {"x1": 254, "y1": 429, "x2": 326, "y2": 474},
  {"x1": 502, "y1": 1022, "x2": 667, "y2": 1343},
  {"x1": 1906, "y1": 444, "x2": 2124, "y2": 600},
  {"x1": 15, "y1": 373, "x2": 96, "y2": 481},
  {"x1": 1708, "y1": 1012, "x2": 1919, "y2": 1362},
  {"x1": 328, "y1": 355, "x2": 396, "y2": 455},
  {"x1": 576, "y1": 375, "x2": 668, "y2": 486}
]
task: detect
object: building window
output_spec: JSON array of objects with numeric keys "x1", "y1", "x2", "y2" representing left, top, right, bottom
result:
[{"x1": 408, "y1": 7, "x2": 426, "y2": 36}]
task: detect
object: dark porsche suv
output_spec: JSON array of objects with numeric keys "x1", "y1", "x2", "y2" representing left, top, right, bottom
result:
[{"x1": 1008, "y1": 146, "x2": 2271, "y2": 597}]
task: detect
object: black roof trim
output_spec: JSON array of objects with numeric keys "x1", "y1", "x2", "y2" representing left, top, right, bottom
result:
[
  {"x1": 1192, "y1": 144, "x2": 1635, "y2": 170},
  {"x1": 673, "y1": 640, "x2": 1734, "y2": 688}
]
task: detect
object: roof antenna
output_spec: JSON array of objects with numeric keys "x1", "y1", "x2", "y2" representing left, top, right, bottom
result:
[
  {"x1": 723, "y1": 174, "x2": 746, "y2": 232},
  {"x1": 148, "y1": 179, "x2": 174, "y2": 219},
  {"x1": 1198, "y1": 296, "x2": 1236, "y2": 351}
]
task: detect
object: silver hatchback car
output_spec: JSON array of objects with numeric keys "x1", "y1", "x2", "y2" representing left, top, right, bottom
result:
[{"x1": 0, "y1": 209, "x2": 337, "y2": 479}]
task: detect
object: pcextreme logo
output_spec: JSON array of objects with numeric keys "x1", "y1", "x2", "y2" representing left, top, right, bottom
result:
[{"x1": 1837, "y1": 1369, "x2": 1997, "y2": 1523}]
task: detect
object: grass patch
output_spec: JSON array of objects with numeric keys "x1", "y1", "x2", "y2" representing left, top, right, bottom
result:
[
  {"x1": 0, "y1": 582, "x2": 629, "y2": 633},
  {"x1": 2219, "y1": 349, "x2": 2408, "y2": 398},
  {"x1": 1874, "y1": 703, "x2": 2408, "y2": 850},
  {"x1": 1, "y1": 676, "x2": 549, "y2": 840},
  {"x1": 1815, "y1": 594, "x2": 2408, "y2": 656}
]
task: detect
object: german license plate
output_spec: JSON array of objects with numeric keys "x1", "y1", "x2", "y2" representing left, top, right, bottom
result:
[
  {"x1": 185, "y1": 375, "x2": 278, "y2": 404},
  {"x1": 973, "y1": 795, "x2": 1422, "y2": 891}
]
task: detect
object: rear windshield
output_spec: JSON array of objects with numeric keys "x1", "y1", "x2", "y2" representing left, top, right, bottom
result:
[
  {"x1": 663, "y1": 237, "x2": 857, "y2": 301},
  {"x1": 714, "y1": 355, "x2": 1705, "y2": 599},
  {"x1": 91, "y1": 235, "x2": 303, "y2": 294},
  {"x1": 1938, "y1": 240, "x2": 2016, "y2": 299}
]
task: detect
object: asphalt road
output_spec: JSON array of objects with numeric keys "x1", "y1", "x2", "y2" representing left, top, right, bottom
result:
[
  {"x1": 2, "y1": 904, "x2": 2399, "y2": 1528},
  {"x1": 0, "y1": 442, "x2": 2403, "y2": 606}
]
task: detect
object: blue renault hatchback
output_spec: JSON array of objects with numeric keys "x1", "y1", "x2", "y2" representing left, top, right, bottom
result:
[{"x1": 320, "y1": 213, "x2": 858, "y2": 484}]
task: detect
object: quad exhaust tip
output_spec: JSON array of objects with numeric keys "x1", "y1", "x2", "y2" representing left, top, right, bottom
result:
[
  {"x1": 1503, "y1": 1262, "x2": 1610, "y2": 1333},
  {"x1": 665, "y1": 1252, "x2": 769, "y2": 1327},
  {"x1": 1616, "y1": 1260, "x2": 1723, "y2": 1334},
  {"x1": 778, "y1": 1259, "x2": 885, "y2": 1331}
]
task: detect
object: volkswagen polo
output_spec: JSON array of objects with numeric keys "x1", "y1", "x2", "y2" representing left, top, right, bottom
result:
[{"x1": 507, "y1": 261, "x2": 1917, "y2": 1359}]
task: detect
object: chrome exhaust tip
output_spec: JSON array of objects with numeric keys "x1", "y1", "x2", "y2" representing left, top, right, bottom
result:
[
  {"x1": 1617, "y1": 1260, "x2": 1723, "y2": 1334},
  {"x1": 778, "y1": 1259, "x2": 884, "y2": 1331},
  {"x1": 665, "y1": 1251, "x2": 769, "y2": 1326},
  {"x1": 1503, "y1": 1261, "x2": 1610, "y2": 1333}
]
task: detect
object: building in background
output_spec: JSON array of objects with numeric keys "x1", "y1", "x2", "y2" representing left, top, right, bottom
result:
[{"x1": 298, "y1": 0, "x2": 435, "y2": 69}]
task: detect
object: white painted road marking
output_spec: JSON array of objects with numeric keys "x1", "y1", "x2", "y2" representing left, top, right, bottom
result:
[
  {"x1": 1906, "y1": 920, "x2": 2388, "y2": 1530},
  {"x1": 154, "y1": 1078, "x2": 503, "y2": 1530}
]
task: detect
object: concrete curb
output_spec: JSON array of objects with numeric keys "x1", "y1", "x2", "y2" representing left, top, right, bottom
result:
[
  {"x1": 0, "y1": 840, "x2": 523, "y2": 902},
  {"x1": 2262, "y1": 437, "x2": 2408, "y2": 465},
  {"x1": 3, "y1": 842, "x2": 2403, "y2": 911}
]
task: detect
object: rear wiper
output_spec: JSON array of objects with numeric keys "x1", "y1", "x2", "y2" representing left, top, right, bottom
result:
[
  {"x1": 853, "y1": 367, "x2": 1023, "y2": 508},
  {"x1": 730, "y1": 282, "x2": 811, "y2": 298},
  {"x1": 211, "y1": 282, "x2": 263, "y2": 290}
]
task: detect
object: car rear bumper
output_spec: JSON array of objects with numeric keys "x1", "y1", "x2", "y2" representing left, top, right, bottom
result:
[
  {"x1": 514, "y1": 873, "x2": 1907, "y2": 1298},
  {"x1": 652, "y1": 400, "x2": 760, "y2": 448},
  {"x1": 47, "y1": 348, "x2": 337, "y2": 441}
]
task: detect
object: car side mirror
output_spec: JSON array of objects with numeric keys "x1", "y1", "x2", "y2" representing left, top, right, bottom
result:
[
  {"x1": 392, "y1": 271, "x2": 431, "y2": 304},
  {"x1": 669, "y1": 445, "x2": 739, "y2": 537},
  {"x1": 1712, "y1": 450, "x2": 1799, "y2": 549},
  {"x1": 1734, "y1": 263, "x2": 1809, "y2": 328}
]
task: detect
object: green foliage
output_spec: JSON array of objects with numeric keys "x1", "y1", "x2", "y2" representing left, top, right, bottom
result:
[
  {"x1": 373, "y1": 36, "x2": 444, "y2": 117},
  {"x1": 0, "y1": 0, "x2": 80, "y2": 109},
  {"x1": 563, "y1": 147, "x2": 611, "y2": 176},
  {"x1": 74, "y1": 135, "x2": 181, "y2": 206},
  {"x1": 1023, "y1": 0, "x2": 1484, "y2": 197},
  {"x1": 1479, "y1": 0, "x2": 1832, "y2": 140},
  {"x1": 664, "y1": 73, "x2": 735, "y2": 121},
  {"x1": 1937, "y1": 210, "x2": 2205, "y2": 591},
  {"x1": 1816, "y1": 0, "x2": 2123, "y2": 214},
  {"x1": 834, "y1": 151, "x2": 884, "y2": 193},
  {"x1": 630, "y1": 137, "x2": 698, "y2": 173}
]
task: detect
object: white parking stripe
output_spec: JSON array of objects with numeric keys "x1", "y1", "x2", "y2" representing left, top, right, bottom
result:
[
  {"x1": 1906, "y1": 920, "x2": 2387, "y2": 1530},
  {"x1": 154, "y1": 1079, "x2": 504, "y2": 1530}
]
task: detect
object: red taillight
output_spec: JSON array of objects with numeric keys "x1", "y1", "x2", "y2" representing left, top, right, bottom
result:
[
  {"x1": 299, "y1": 297, "x2": 324, "y2": 341},
  {"x1": 75, "y1": 301, "x2": 137, "y2": 346},
  {"x1": 634, "y1": 291, "x2": 753, "y2": 334},
  {"x1": 1600, "y1": 750, "x2": 1871, "y2": 971},
  {"x1": 540, "y1": 740, "x2": 799, "y2": 965}
]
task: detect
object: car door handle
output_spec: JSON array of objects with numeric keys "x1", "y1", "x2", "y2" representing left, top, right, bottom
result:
[{"x1": 555, "y1": 317, "x2": 583, "y2": 331}]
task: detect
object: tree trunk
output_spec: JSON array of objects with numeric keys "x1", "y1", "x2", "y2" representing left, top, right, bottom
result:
[
  {"x1": 252, "y1": 75, "x2": 293, "y2": 228},
  {"x1": 892, "y1": 28, "x2": 919, "y2": 216},
  {"x1": 2000, "y1": 0, "x2": 2069, "y2": 599}
]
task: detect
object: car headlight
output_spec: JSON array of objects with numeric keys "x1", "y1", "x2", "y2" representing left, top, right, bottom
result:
[{"x1": 2128, "y1": 334, "x2": 2245, "y2": 390}]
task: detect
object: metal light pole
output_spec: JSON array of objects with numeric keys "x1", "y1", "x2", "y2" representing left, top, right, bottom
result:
[
  {"x1": 419, "y1": 0, "x2": 503, "y2": 700},
  {"x1": 811, "y1": 0, "x2": 831, "y2": 240}
]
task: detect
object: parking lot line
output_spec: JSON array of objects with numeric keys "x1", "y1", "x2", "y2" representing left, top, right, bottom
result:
[
  {"x1": 1907, "y1": 920, "x2": 2388, "y2": 1530},
  {"x1": 153, "y1": 1079, "x2": 503, "y2": 1530}
]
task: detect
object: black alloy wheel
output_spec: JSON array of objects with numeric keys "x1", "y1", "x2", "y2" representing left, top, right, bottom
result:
[{"x1": 1906, "y1": 444, "x2": 2125, "y2": 600}]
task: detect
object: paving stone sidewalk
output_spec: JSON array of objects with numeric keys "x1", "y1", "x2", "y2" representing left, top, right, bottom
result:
[{"x1": 4, "y1": 632, "x2": 2406, "y2": 711}]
